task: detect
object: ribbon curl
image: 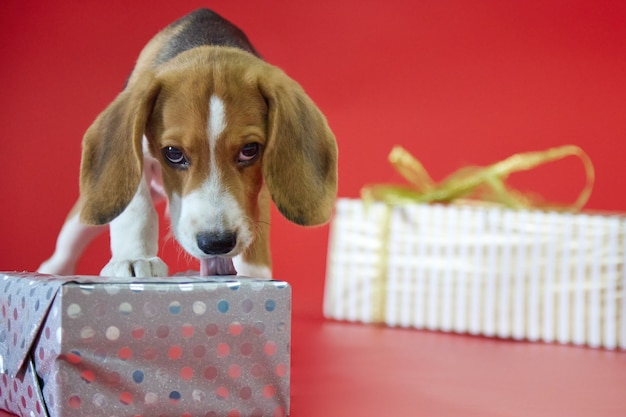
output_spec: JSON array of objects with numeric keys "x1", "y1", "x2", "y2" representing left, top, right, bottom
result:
[{"x1": 362, "y1": 145, "x2": 594, "y2": 212}]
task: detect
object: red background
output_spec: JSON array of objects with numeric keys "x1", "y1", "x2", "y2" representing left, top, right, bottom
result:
[
  {"x1": 2, "y1": 2, "x2": 626, "y2": 416},
  {"x1": 1, "y1": 0, "x2": 626, "y2": 319}
]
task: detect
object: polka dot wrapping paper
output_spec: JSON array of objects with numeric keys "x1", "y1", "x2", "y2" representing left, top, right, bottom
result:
[
  {"x1": 324, "y1": 198, "x2": 626, "y2": 350},
  {"x1": 0, "y1": 273, "x2": 291, "y2": 417}
]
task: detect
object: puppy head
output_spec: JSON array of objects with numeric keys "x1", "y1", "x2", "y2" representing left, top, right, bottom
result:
[{"x1": 80, "y1": 46, "x2": 337, "y2": 261}]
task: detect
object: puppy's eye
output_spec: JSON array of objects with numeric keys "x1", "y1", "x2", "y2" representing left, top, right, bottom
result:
[
  {"x1": 237, "y1": 143, "x2": 261, "y2": 165},
  {"x1": 162, "y1": 146, "x2": 189, "y2": 169}
]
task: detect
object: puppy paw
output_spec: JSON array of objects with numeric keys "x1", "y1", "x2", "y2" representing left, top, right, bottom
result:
[
  {"x1": 100, "y1": 257, "x2": 169, "y2": 278},
  {"x1": 37, "y1": 257, "x2": 76, "y2": 276}
]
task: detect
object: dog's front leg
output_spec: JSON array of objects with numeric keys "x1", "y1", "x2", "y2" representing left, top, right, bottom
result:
[
  {"x1": 100, "y1": 176, "x2": 168, "y2": 277},
  {"x1": 38, "y1": 202, "x2": 108, "y2": 276}
]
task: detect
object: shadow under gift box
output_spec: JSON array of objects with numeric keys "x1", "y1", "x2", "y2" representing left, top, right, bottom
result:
[{"x1": 0, "y1": 273, "x2": 291, "y2": 417}]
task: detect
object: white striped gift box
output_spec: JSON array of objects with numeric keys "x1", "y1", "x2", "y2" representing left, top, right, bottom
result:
[{"x1": 324, "y1": 198, "x2": 626, "y2": 349}]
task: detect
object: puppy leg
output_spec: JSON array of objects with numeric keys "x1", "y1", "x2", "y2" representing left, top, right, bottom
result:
[
  {"x1": 100, "y1": 176, "x2": 168, "y2": 277},
  {"x1": 233, "y1": 186, "x2": 272, "y2": 279},
  {"x1": 234, "y1": 255, "x2": 272, "y2": 279},
  {"x1": 38, "y1": 202, "x2": 107, "y2": 275}
]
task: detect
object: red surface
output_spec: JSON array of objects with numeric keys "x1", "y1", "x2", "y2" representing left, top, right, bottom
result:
[
  {"x1": 1, "y1": 1, "x2": 626, "y2": 415},
  {"x1": 290, "y1": 319, "x2": 626, "y2": 417},
  {"x1": 2, "y1": 316, "x2": 625, "y2": 417}
]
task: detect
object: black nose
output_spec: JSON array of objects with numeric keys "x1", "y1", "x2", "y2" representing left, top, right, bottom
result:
[{"x1": 196, "y1": 231, "x2": 237, "y2": 255}]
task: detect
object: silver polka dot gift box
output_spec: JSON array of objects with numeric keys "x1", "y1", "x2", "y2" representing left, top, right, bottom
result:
[{"x1": 0, "y1": 273, "x2": 291, "y2": 417}]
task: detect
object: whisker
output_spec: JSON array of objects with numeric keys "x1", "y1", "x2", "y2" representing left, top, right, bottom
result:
[{"x1": 163, "y1": 228, "x2": 196, "y2": 271}]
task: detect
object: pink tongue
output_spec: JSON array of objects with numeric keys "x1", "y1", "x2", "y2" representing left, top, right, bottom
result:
[{"x1": 200, "y1": 257, "x2": 237, "y2": 276}]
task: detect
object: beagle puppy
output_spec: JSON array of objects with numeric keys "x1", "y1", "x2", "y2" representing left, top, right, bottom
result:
[{"x1": 38, "y1": 9, "x2": 337, "y2": 278}]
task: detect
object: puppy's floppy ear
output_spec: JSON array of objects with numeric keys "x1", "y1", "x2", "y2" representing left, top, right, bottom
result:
[
  {"x1": 259, "y1": 66, "x2": 338, "y2": 226},
  {"x1": 79, "y1": 75, "x2": 160, "y2": 225}
]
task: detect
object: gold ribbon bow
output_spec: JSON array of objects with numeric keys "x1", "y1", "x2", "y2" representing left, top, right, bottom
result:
[{"x1": 362, "y1": 145, "x2": 594, "y2": 212}]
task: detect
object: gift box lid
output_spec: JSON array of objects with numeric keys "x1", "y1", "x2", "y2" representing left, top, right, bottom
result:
[{"x1": 0, "y1": 273, "x2": 290, "y2": 378}]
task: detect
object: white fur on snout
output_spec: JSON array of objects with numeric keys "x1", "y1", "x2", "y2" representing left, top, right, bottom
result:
[
  {"x1": 169, "y1": 179, "x2": 253, "y2": 260},
  {"x1": 168, "y1": 95, "x2": 253, "y2": 261}
]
